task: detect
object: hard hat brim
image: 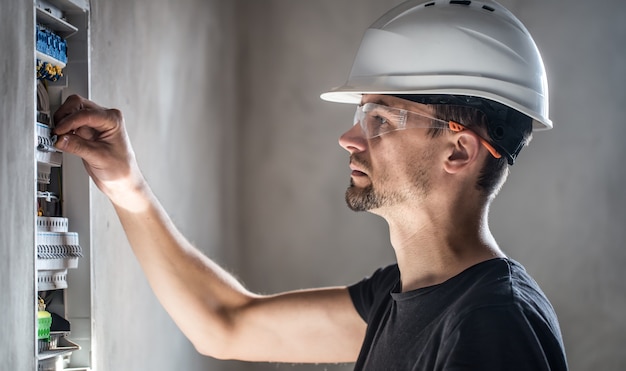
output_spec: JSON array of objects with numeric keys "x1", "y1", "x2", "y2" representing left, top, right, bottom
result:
[{"x1": 320, "y1": 76, "x2": 552, "y2": 131}]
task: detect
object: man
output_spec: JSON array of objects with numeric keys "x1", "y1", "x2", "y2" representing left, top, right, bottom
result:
[{"x1": 53, "y1": 0, "x2": 568, "y2": 369}]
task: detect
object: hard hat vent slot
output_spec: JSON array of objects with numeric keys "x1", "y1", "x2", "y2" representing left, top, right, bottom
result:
[
  {"x1": 482, "y1": 5, "x2": 495, "y2": 12},
  {"x1": 425, "y1": 2, "x2": 436, "y2": 7},
  {"x1": 450, "y1": 0, "x2": 472, "y2": 5}
]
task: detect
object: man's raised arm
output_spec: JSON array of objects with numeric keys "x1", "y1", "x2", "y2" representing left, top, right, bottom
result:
[{"x1": 53, "y1": 95, "x2": 366, "y2": 363}]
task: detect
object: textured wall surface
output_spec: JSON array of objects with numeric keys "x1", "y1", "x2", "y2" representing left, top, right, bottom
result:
[
  {"x1": 0, "y1": 2, "x2": 37, "y2": 370},
  {"x1": 88, "y1": 0, "x2": 238, "y2": 370}
]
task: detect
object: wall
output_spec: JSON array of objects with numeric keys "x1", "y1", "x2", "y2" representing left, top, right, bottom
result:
[
  {"x1": 89, "y1": 0, "x2": 238, "y2": 370},
  {"x1": 0, "y1": 2, "x2": 37, "y2": 370},
  {"x1": 235, "y1": 1, "x2": 626, "y2": 371}
]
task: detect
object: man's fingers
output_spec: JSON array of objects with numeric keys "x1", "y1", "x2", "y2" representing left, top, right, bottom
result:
[
  {"x1": 75, "y1": 125, "x2": 99, "y2": 141},
  {"x1": 53, "y1": 107, "x2": 120, "y2": 136},
  {"x1": 54, "y1": 132, "x2": 102, "y2": 164},
  {"x1": 53, "y1": 94, "x2": 122, "y2": 137},
  {"x1": 52, "y1": 95, "x2": 83, "y2": 125},
  {"x1": 53, "y1": 94, "x2": 103, "y2": 124},
  {"x1": 52, "y1": 96, "x2": 127, "y2": 169}
]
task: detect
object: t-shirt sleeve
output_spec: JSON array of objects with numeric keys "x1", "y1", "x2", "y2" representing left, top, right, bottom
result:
[{"x1": 348, "y1": 264, "x2": 399, "y2": 323}]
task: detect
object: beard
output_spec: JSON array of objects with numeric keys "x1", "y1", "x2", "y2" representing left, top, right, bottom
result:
[
  {"x1": 344, "y1": 154, "x2": 432, "y2": 212},
  {"x1": 345, "y1": 181, "x2": 383, "y2": 212}
]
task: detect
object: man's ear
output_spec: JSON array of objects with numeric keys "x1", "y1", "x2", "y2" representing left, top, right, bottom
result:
[{"x1": 444, "y1": 131, "x2": 482, "y2": 174}]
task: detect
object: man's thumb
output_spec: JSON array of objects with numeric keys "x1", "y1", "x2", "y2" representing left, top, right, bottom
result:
[{"x1": 55, "y1": 133, "x2": 97, "y2": 163}]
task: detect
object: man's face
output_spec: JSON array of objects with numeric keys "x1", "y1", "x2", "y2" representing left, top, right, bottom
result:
[{"x1": 339, "y1": 95, "x2": 441, "y2": 213}]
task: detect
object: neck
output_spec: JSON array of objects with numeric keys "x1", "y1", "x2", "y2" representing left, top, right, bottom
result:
[{"x1": 376, "y1": 194, "x2": 504, "y2": 292}]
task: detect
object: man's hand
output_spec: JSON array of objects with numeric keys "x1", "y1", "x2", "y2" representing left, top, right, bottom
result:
[{"x1": 53, "y1": 95, "x2": 146, "y2": 209}]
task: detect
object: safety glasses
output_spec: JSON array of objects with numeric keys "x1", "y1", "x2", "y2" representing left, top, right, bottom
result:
[{"x1": 353, "y1": 103, "x2": 501, "y2": 159}]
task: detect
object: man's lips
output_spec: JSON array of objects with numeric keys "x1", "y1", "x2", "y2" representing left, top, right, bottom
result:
[
  {"x1": 349, "y1": 154, "x2": 372, "y2": 179},
  {"x1": 350, "y1": 168, "x2": 367, "y2": 177},
  {"x1": 349, "y1": 161, "x2": 369, "y2": 177}
]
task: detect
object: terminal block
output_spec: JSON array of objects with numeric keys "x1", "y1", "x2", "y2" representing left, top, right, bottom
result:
[{"x1": 36, "y1": 216, "x2": 82, "y2": 290}]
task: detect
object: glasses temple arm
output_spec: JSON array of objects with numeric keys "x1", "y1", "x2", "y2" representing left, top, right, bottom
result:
[{"x1": 448, "y1": 121, "x2": 502, "y2": 159}]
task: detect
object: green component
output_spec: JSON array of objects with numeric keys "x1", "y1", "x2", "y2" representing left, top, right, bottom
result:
[{"x1": 37, "y1": 311, "x2": 52, "y2": 341}]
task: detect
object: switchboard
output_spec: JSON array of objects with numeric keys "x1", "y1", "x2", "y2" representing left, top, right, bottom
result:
[{"x1": 33, "y1": 1, "x2": 92, "y2": 370}]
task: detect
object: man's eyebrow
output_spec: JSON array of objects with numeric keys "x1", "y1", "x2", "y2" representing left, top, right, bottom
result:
[
  {"x1": 363, "y1": 97, "x2": 423, "y2": 113},
  {"x1": 365, "y1": 102, "x2": 398, "y2": 116}
]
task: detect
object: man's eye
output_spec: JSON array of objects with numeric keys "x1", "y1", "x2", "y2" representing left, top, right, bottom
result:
[
  {"x1": 368, "y1": 114, "x2": 394, "y2": 137},
  {"x1": 373, "y1": 115, "x2": 390, "y2": 126}
]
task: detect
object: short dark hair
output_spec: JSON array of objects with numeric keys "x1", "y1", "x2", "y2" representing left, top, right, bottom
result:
[
  {"x1": 430, "y1": 104, "x2": 529, "y2": 198},
  {"x1": 392, "y1": 94, "x2": 533, "y2": 166}
]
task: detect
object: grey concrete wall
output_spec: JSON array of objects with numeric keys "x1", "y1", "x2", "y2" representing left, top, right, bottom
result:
[
  {"x1": 0, "y1": 2, "x2": 37, "y2": 370},
  {"x1": 89, "y1": 0, "x2": 238, "y2": 370},
  {"x1": 235, "y1": 1, "x2": 626, "y2": 371}
]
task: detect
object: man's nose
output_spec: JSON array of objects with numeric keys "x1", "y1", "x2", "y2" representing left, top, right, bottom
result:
[{"x1": 338, "y1": 123, "x2": 367, "y2": 154}]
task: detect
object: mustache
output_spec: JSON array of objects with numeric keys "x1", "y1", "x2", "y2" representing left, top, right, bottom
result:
[{"x1": 350, "y1": 154, "x2": 371, "y2": 172}]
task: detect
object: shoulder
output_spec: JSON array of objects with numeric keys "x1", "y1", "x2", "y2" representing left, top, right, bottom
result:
[
  {"x1": 441, "y1": 301, "x2": 568, "y2": 370},
  {"x1": 451, "y1": 259, "x2": 561, "y2": 333},
  {"x1": 349, "y1": 264, "x2": 399, "y2": 294},
  {"x1": 347, "y1": 264, "x2": 399, "y2": 321},
  {"x1": 439, "y1": 259, "x2": 568, "y2": 370},
  {"x1": 451, "y1": 258, "x2": 547, "y2": 309}
]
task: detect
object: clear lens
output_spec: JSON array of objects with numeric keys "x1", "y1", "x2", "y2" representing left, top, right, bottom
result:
[
  {"x1": 352, "y1": 103, "x2": 502, "y2": 159},
  {"x1": 354, "y1": 103, "x2": 447, "y2": 139}
]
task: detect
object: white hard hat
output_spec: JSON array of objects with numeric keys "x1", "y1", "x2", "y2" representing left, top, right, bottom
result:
[{"x1": 322, "y1": 0, "x2": 551, "y2": 162}]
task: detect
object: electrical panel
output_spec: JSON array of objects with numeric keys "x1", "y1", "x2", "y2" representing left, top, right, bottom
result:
[{"x1": 33, "y1": 0, "x2": 92, "y2": 370}]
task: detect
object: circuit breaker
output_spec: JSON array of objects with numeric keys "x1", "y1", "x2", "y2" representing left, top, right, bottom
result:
[{"x1": 33, "y1": 0, "x2": 92, "y2": 370}]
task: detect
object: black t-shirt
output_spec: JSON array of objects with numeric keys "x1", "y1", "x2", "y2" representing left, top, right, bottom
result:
[{"x1": 348, "y1": 258, "x2": 568, "y2": 370}]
